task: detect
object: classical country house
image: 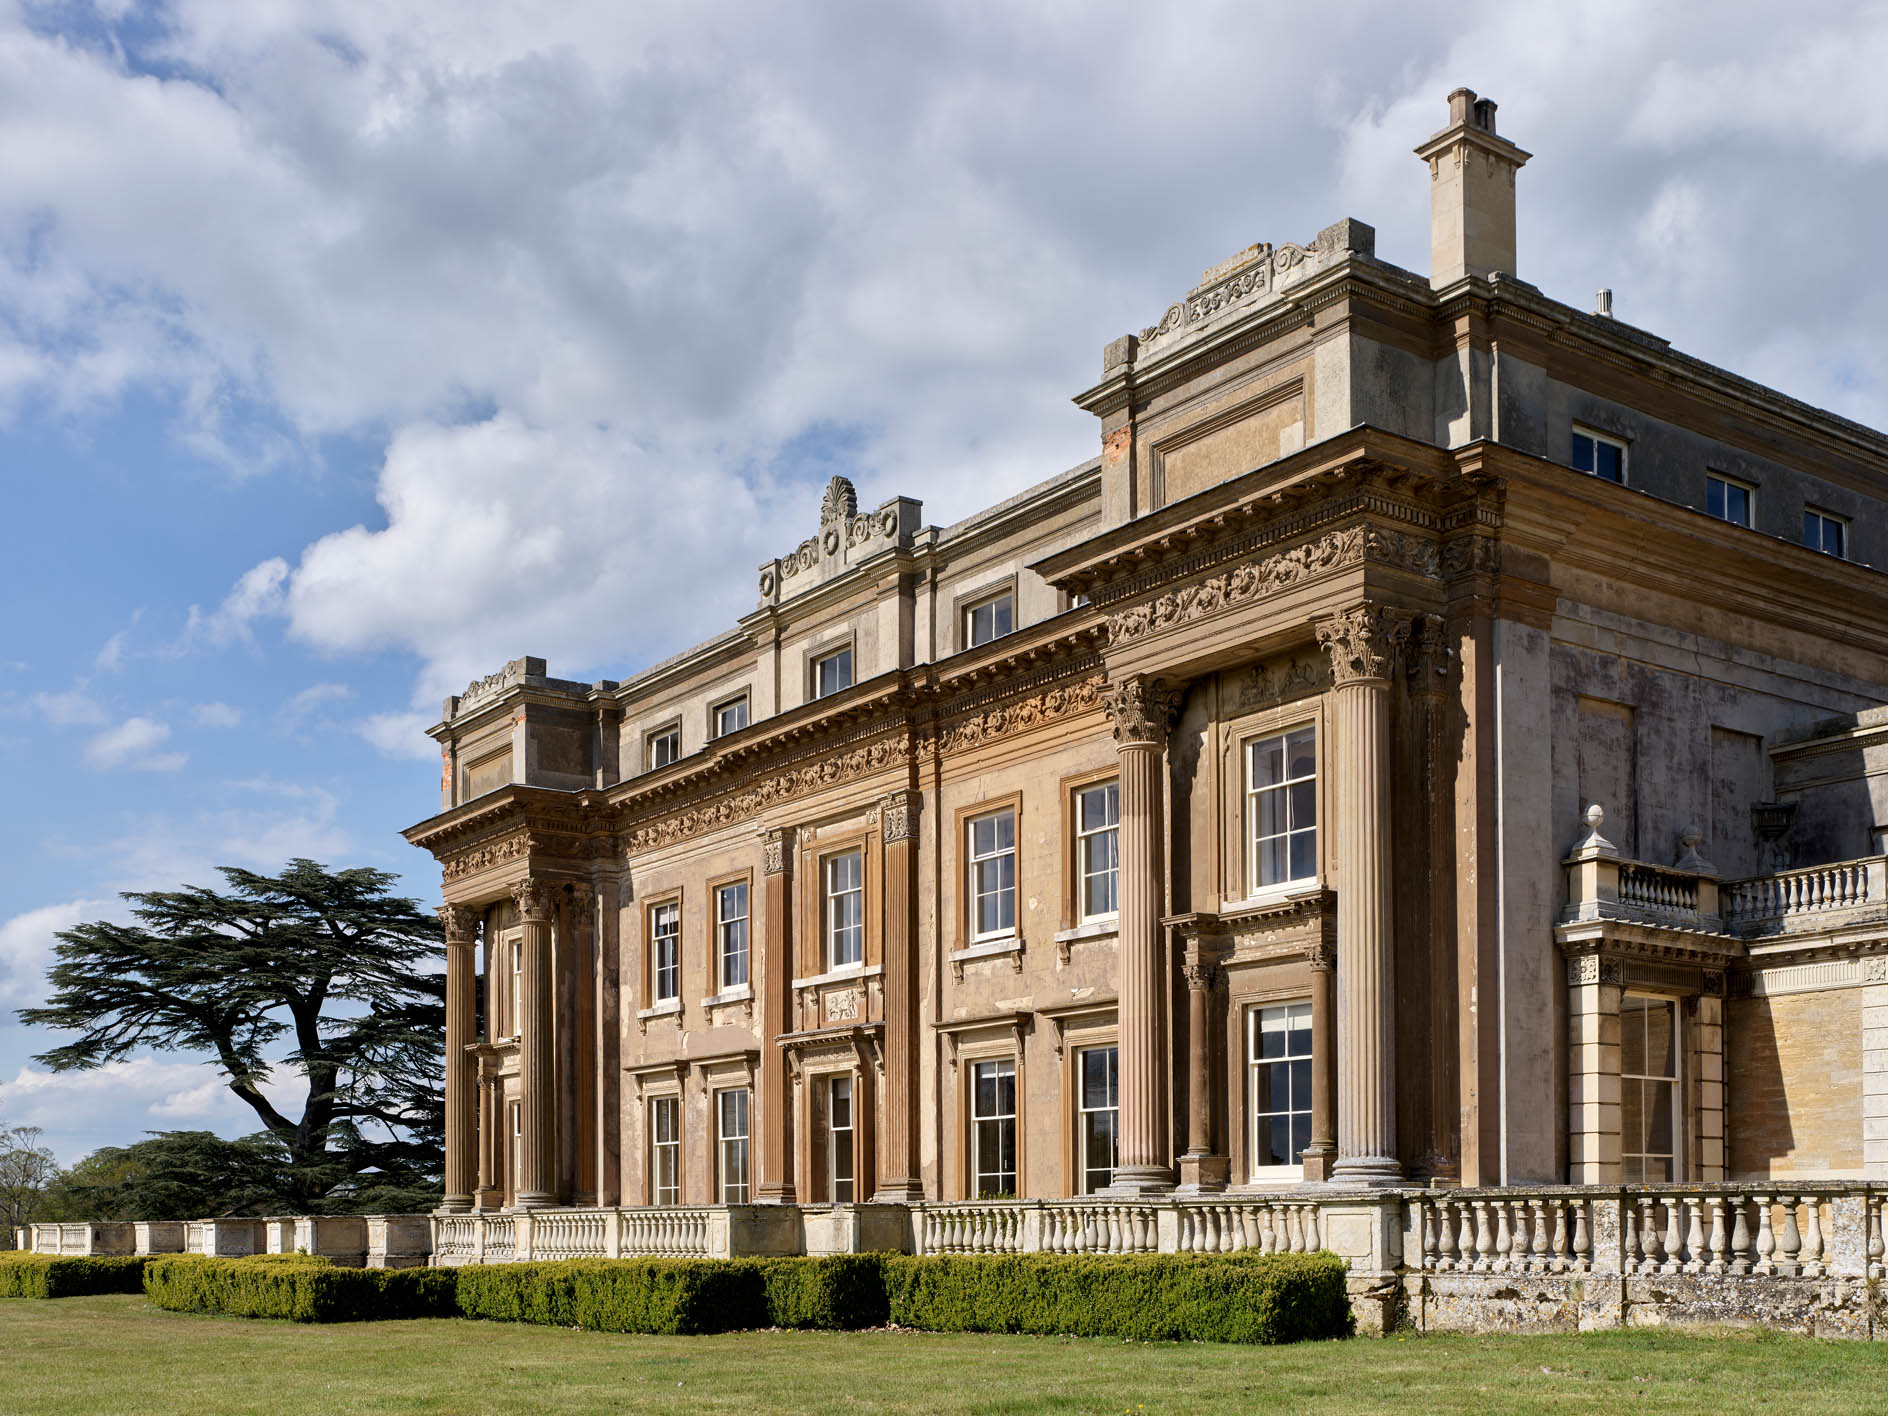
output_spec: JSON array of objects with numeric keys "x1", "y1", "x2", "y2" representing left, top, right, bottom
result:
[{"x1": 393, "y1": 90, "x2": 1888, "y2": 1323}]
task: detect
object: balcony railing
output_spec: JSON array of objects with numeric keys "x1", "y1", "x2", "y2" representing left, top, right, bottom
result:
[{"x1": 1722, "y1": 858, "x2": 1886, "y2": 934}]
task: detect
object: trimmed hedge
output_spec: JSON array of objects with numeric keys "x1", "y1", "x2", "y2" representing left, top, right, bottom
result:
[
  {"x1": 0, "y1": 1253, "x2": 150, "y2": 1299},
  {"x1": 456, "y1": 1258, "x2": 762, "y2": 1334},
  {"x1": 882, "y1": 1252, "x2": 1351, "y2": 1344},
  {"x1": 758, "y1": 1255, "x2": 888, "y2": 1330},
  {"x1": 143, "y1": 1256, "x2": 457, "y2": 1323}
]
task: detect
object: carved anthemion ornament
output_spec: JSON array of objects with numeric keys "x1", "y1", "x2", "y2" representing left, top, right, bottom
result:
[
  {"x1": 1316, "y1": 603, "x2": 1414, "y2": 686},
  {"x1": 1102, "y1": 676, "x2": 1184, "y2": 748}
]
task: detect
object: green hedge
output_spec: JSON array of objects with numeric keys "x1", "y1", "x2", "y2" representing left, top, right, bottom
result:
[
  {"x1": 0, "y1": 1253, "x2": 150, "y2": 1299},
  {"x1": 143, "y1": 1256, "x2": 457, "y2": 1323},
  {"x1": 456, "y1": 1259, "x2": 765, "y2": 1334},
  {"x1": 758, "y1": 1255, "x2": 888, "y2": 1330},
  {"x1": 882, "y1": 1252, "x2": 1351, "y2": 1344}
]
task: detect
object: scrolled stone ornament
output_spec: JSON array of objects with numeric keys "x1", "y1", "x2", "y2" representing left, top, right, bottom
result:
[
  {"x1": 1315, "y1": 603, "x2": 1413, "y2": 686},
  {"x1": 1101, "y1": 676, "x2": 1184, "y2": 748}
]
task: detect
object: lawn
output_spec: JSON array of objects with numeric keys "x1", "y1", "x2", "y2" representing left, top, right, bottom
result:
[{"x1": 6, "y1": 1294, "x2": 1888, "y2": 1415}]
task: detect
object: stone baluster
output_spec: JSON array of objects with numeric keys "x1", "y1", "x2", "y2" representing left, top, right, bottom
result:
[
  {"x1": 1494, "y1": 1200, "x2": 1514, "y2": 1272},
  {"x1": 1530, "y1": 1199, "x2": 1551, "y2": 1272},
  {"x1": 1706, "y1": 1198, "x2": 1728, "y2": 1276},
  {"x1": 1437, "y1": 1199, "x2": 1458, "y2": 1271},
  {"x1": 1868, "y1": 1197, "x2": 1885, "y2": 1278},
  {"x1": 1801, "y1": 1198, "x2": 1824, "y2": 1279},
  {"x1": 1458, "y1": 1203, "x2": 1477, "y2": 1272},
  {"x1": 1420, "y1": 1202, "x2": 1437, "y2": 1271},
  {"x1": 1571, "y1": 1202, "x2": 1591, "y2": 1271},
  {"x1": 1662, "y1": 1199, "x2": 1683, "y2": 1275},
  {"x1": 1753, "y1": 1195, "x2": 1776, "y2": 1275},
  {"x1": 1682, "y1": 1199, "x2": 1706, "y2": 1275},
  {"x1": 1621, "y1": 1199, "x2": 1639, "y2": 1272},
  {"x1": 1777, "y1": 1195, "x2": 1803, "y2": 1276},
  {"x1": 1302, "y1": 1204, "x2": 1321, "y2": 1253},
  {"x1": 1472, "y1": 1201, "x2": 1494, "y2": 1272}
]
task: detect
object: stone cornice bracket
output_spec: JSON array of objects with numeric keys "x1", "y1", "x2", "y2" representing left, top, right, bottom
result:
[
  {"x1": 439, "y1": 903, "x2": 480, "y2": 946},
  {"x1": 1315, "y1": 602, "x2": 1414, "y2": 687},
  {"x1": 879, "y1": 789, "x2": 922, "y2": 843},
  {"x1": 1102, "y1": 675, "x2": 1185, "y2": 749},
  {"x1": 762, "y1": 825, "x2": 796, "y2": 876},
  {"x1": 511, "y1": 879, "x2": 555, "y2": 922}
]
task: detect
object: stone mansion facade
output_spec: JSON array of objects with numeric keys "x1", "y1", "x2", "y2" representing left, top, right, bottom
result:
[{"x1": 406, "y1": 90, "x2": 1888, "y2": 1222}]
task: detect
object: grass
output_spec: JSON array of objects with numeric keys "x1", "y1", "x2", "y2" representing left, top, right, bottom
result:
[{"x1": 6, "y1": 1294, "x2": 1888, "y2": 1415}]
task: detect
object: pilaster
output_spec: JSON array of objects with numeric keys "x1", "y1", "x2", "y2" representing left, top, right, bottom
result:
[
  {"x1": 874, "y1": 790, "x2": 925, "y2": 1201},
  {"x1": 758, "y1": 826, "x2": 798, "y2": 1203}
]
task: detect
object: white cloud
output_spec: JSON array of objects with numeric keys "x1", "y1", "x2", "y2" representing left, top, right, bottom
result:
[
  {"x1": 191, "y1": 701, "x2": 244, "y2": 729},
  {"x1": 93, "y1": 612, "x2": 141, "y2": 673},
  {"x1": 32, "y1": 685, "x2": 107, "y2": 727},
  {"x1": 176, "y1": 556, "x2": 289, "y2": 652},
  {"x1": 273, "y1": 681, "x2": 353, "y2": 736},
  {"x1": 82, "y1": 716, "x2": 186, "y2": 772},
  {"x1": 0, "y1": 897, "x2": 109, "y2": 1009},
  {"x1": 359, "y1": 709, "x2": 440, "y2": 762},
  {"x1": 0, "y1": 1058, "x2": 304, "y2": 1163}
]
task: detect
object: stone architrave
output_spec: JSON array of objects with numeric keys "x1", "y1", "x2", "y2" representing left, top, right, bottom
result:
[
  {"x1": 1316, "y1": 603, "x2": 1410, "y2": 1185},
  {"x1": 440, "y1": 902, "x2": 480, "y2": 1213},
  {"x1": 512, "y1": 879, "x2": 557, "y2": 1208},
  {"x1": 1102, "y1": 675, "x2": 1185, "y2": 1193}
]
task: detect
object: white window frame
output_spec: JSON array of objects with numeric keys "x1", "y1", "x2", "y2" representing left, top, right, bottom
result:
[
  {"x1": 812, "y1": 644, "x2": 854, "y2": 700},
  {"x1": 970, "y1": 1058, "x2": 1017, "y2": 1198},
  {"x1": 713, "y1": 695, "x2": 750, "y2": 739},
  {"x1": 828, "y1": 1074, "x2": 855, "y2": 1203},
  {"x1": 1804, "y1": 507, "x2": 1848, "y2": 559},
  {"x1": 1076, "y1": 1044, "x2": 1118, "y2": 1194},
  {"x1": 716, "y1": 1087, "x2": 750, "y2": 1204},
  {"x1": 963, "y1": 589, "x2": 1015, "y2": 649},
  {"x1": 1074, "y1": 781, "x2": 1119, "y2": 924},
  {"x1": 823, "y1": 850, "x2": 864, "y2": 971},
  {"x1": 1571, "y1": 426, "x2": 1628, "y2": 484},
  {"x1": 715, "y1": 881, "x2": 749, "y2": 990},
  {"x1": 1706, "y1": 472, "x2": 1754, "y2": 528},
  {"x1": 967, "y1": 808, "x2": 1018, "y2": 944},
  {"x1": 650, "y1": 1095, "x2": 680, "y2": 1206},
  {"x1": 647, "y1": 722, "x2": 681, "y2": 771},
  {"x1": 1247, "y1": 1001, "x2": 1314, "y2": 1181},
  {"x1": 1620, "y1": 993, "x2": 1682, "y2": 1183},
  {"x1": 650, "y1": 901, "x2": 680, "y2": 1003},
  {"x1": 508, "y1": 936, "x2": 523, "y2": 1040},
  {"x1": 509, "y1": 1100, "x2": 522, "y2": 1200},
  {"x1": 1245, "y1": 725, "x2": 1319, "y2": 896}
]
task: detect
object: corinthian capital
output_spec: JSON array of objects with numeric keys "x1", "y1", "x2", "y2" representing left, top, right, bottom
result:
[
  {"x1": 1101, "y1": 676, "x2": 1184, "y2": 749},
  {"x1": 511, "y1": 879, "x2": 555, "y2": 922},
  {"x1": 879, "y1": 789, "x2": 922, "y2": 844},
  {"x1": 1315, "y1": 603, "x2": 1413, "y2": 687},
  {"x1": 439, "y1": 903, "x2": 480, "y2": 946}
]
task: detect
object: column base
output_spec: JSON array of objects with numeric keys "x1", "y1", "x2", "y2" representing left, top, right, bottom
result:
[
  {"x1": 436, "y1": 1196, "x2": 473, "y2": 1215},
  {"x1": 1299, "y1": 1145, "x2": 1337, "y2": 1183},
  {"x1": 1415, "y1": 1156, "x2": 1461, "y2": 1187},
  {"x1": 756, "y1": 1184, "x2": 799, "y2": 1204},
  {"x1": 1105, "y1": 1164, "x2": 1175, "y2": 1196},
  {"x1": 870, "y1": 1180, "x2": 927, "y2": 1204},
  {"x1": 474, "y1": 1189, "x2": 504, "y2": 1211},
  {"x1": 514, "y1": 1191, "x2": 555, "y2": 1210},
  {"x1": 1326, "y1": 1155, "x2": 1403, "y2": 1188},
  {"x1": 1174, "y1": 1153, "x2": 1229, "y2": 1192}
]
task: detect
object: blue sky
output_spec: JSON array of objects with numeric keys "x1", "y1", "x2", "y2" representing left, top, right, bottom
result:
[{"x1": 4, "y1": 0, "x2": 1887, "y2": 1162}]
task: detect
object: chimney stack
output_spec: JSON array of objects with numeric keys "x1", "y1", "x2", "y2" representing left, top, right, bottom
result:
[{"x1": 1413, "y1": 87, "x2": 1531, "y2": 289}]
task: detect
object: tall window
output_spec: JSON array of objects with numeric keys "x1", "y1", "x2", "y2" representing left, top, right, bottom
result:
[
  {"x1": 1804, "y1": 508, "x2": 1847, "y2": 559},
  {"x1": 828, "y1": 1075, "x2": 855, "y2": 1203},
  {"x1": 715, "y1": 881, "x2": 749, "y2": 990},
  {"x1": 813, "y1": 645, "x2": 853, "y2": 699},
  {"x1": 650, "y1": 902, "x2": 680, "y2": 1003},
  {"x1": 1248, "y1": 1003, "x2": 1312, "y2": 1176},
  {"x1": 713, "y1": 695, "x2": 749, "y2": 738},
  {"x1": 1572, "y1": 428, "x2": 1626, "y2": 483},
  {"x1": 965, "y1": 590, "x2": 1014, "y2": 648},
  {"x1": 1706, "y1": 473, "x2": 1753, "y2": 528},
  {"x1": 1247, "y1": 727, "x2": 1317, "y2": 891},
  {"x1": 647, "y1": 724, "x2": 680, "y2": 770},
  {"x1": 968, "y1": 808, "x2": 1017, "y2": 941},
  {"x1": 971, "y1": 1058, "x2": 1017, "y2": 1197},
  {"x1": 824, "y1": 850, "x2": 864, "y2": 970},
  {"x1": 1075, "y1": 782, "x2": 1119, "y2": 921},
  {"x1": 717, "y1": 1088, "x2": 750, "y2": 1203},
  {"x1": 650, "y1": 1096, "x2": 680, "y2": 1205},
  {"x1": 509, "y1": 937, "x2": 522, "y2": 1038},
  {"x1": 1077, "y1": 1046, "x2": 1118, "y2": 1193},
  {"x1": 509, "y1": 1100, "x2": 522, "y2": 1199},
  {"x1": 1621, "y1": 995, "x2": 1679, "y2": 1183}
]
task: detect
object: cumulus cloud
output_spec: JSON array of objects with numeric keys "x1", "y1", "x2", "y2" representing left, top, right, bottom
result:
[
  {"x1": 175, "y1": 556, "x2": 288, "y2": 652},
  {"x1": 358, "y1": 709, "x2": 440, "y2": 762},
  {"x1": 32, "y1": 684, "x2": 107, "y2": 726},
  {"x1": 273, "y1": 681, "x2": 352, "y2": 736},
  {"x1": 0, "y1": 897, "x2": 107, "y2": 1008},
  {"x1": 82, "y1": 716, "x2": 186, "y2": 771},
  {"x1": 191, "y1": 700, "x2": 243, "y2": 729},
  {"x1": 0, "y1": 1058, "x2": 303, "y2": 1163}
]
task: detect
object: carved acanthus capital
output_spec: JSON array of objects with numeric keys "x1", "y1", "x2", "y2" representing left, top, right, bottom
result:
[
  {"x1": 1307, "y1": 941, "x2": 1336, "y2": 973},
  {"x1": 1315, "y1": 603, "x2": 1413, "y2": 687},
  {"x1": 1102, "y1": 676, "x2": 1184, "y2": 749},
  {"x1": 511, "y1": 879, "x2": 555, "y2": 923},
  {"x1": 880, "y1": 790, "x2": 922, "y2": 844},
  {"x1": 762, "y1": 826, "x2": 795, "y2": 876},
  {"x1": 439, "y1": 903, "x2": 480, "y2": 947},
  {"x1": 1181, "y1": 961, "x2": 1219, "y2": 993},
  {"x1": 1405, "y1": 613, "x2": 1451, "y2": 695}
]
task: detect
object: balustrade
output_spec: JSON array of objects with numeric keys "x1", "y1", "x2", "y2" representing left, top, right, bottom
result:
[
  {"x1": 618, "y1": 1208, "x2": 712, "y2": 1258},
  {"x1": 1417, "y1": 1194, "x2": 1592, "y2": 1274},
  {"x1": 1724, "y1": 860, "x2": 1879, "y2": 929}
]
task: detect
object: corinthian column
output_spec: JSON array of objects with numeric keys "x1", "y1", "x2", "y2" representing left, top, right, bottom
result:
[
  {"x1": 1316, "y1": 602, "x2": 1409, "y2": 1186},
  {"x1": 512, "y1": 879, "x2": 557, "y2": 1209},
  {"x1": 757, "y1": 827, "x2": 798, "y2": 1202},
  {"x1": 874, "y1": 790, "x2": 924, "y2": 1201},
  {"x1": 440, "y1": 903, "x2": 479, "y2": 1213},
  {"x1": 1103, "y1": 675, "x2": 1184, "y2": 1194}
]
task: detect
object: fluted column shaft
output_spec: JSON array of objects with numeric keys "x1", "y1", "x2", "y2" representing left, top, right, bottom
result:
[
  {"x1": 1104, "y1": 677, "x2": 1182, "y2": 1193},
  {"x1": 513, "y1": 880, "x2": 557, "y2": 1208},
  {"x1": 1318, "y1": 603, "x2": 1406, "y2": 1185},
  {"x1": 757, "y1": 828, "x2": 797, "y2": 1202},
  {"x1": 875, "y1": 791, "x2": 924, "y2": 1201},
  {"x1": 440, "y1": 904, "x2": 479, "y2": 1213},
  {"x1": 569, "y1": 884, "x2": 599, "y2": 1205}
]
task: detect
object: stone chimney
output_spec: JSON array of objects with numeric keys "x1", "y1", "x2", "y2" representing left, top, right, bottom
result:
[{"x1": 1412, "y1": 87, "x2": 1531, "y2": 289}]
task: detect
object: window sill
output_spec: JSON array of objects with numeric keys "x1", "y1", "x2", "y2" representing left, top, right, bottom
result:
[
  {"x1": 1052, "y1": 918, "x2": 1118, "y2": 945},
  {"x1": 790, "y1": 963, "x2": 881, "y2": 991},
  {"x1": 1226, "y1": 878, "x2": 1324, "y2": 913},
  {"x1": 701, "y1": 986, "x2": 753, "y2": 1009},
  {"x1": 950, "y1": 936, "x2": 1023, "y2": 980},
  {"x1": 636, "y1": 999, "x2": 682, "y2": 1022}
]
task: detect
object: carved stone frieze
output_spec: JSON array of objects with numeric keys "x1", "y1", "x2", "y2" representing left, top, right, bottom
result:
[
  {"x1": 924, "y1": 674, "x2": 1106, "y2": 758},
  {"x1": 1567, "y1": 953, "x2": 1625, "y2": 987},
  {"x1": 1106, "y1": 526, "x2": 1437, "y2": 647},
  {"x1": 1865, "y1": 955, "x2": 1888, "y2": 985},
  {"x1": 1316, "y1": 602, "x2": 1414, "y2": 686},
  {"x1": 1101, "y1": 676, "x2": 1184, "y2": 749},
  {"x1": 1235, "y1": 654, "x2": 1332, "y2": 713},
  {"x1": 443, "y1": 833, "x2": 534, "y2": 883},
  {"x1": 1440, "y1": 533, "x2": 1500, "y2": 578}
]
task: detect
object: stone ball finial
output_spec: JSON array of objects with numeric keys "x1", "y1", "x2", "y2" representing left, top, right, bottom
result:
[
  {"x1": 1680, "y1": 824, "x2": 1702, "y2": 850},
  {"x1": 1585, "y1": 803, "x2": 1605, "y2": 832}
]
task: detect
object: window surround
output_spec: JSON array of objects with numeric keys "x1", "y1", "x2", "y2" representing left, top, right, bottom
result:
[
  {"x1": 953, "y1": 793, "x2": 1024, "y2": 953},
  {"x1": 965, "y1": 1050, "x2": 1020, "y2": 1200},
  {"x1": 1245, "y1": 998, "x2": 1315, "y2": 1182},
  {"x1": 953, "y1": 575, "x2": 1019, "y2": 653},
  {"x1": 645, "y1": 721, "x2": 682, "y2": 772},
  {"x1": 710, "y1": 692, "x2": 751, "y2": 740},
  {"x1": 1571, "y1": 425, "x2": 1629, "y2": 484},
  {"x1": 641, "y1": 892, "x2": 684, "y2": 1017},
  {"x1": 1804, "y1": 506, "x2": 1848, "y2": 559},
  {"x1": 1056, "y1": 767, "x2": 1119, "y2": 932},
  {"x1": 807, "y1": 637, "x2": 857, "y2": 702},
  {"x1": 713, "y1": 1085, "x2": 752, "y2": 1204},
  {"x1": 941, "y1": 1017, "x2": 1028, "y2": 1201},
  {"x1": 1219, "y1": 697, "x2": 1327, "y2": 911},
  {"x1": 1621, "y1": 990, "x2": 1684, "y2": 1183},
  {"x1": 1240, "y1": 721, "x2": 1321, "y2": 900},
  {"x1": 1043, "y1": 1003, "x2": 1116, "y2": 1196},
  {"x1": 1705, "y1": 471, "x2": 1755, "y2": 529},
  {"x1": 706, "y1": 870, "x2": 753, "y2": 1001},
  {"x1": 793, "y1": 824, "x2": 883, "y2": 980},
  {"x1": 648, "y1": 1092, "x2": 682, "y2": 1207},
  {"x1": 502, "y1": 928, "x2": 523, "y2": 1040}
]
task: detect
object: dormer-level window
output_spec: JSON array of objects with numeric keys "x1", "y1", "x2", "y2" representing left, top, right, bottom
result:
[
  {"x1": 813, "y1": 645, "x2": 853, "y2": 699},
  {"x1": 713, "y1": 695, "x2": 749, "y2": 738},
  {"x1": 1707, "y1": 473, "x2": 1753, "y2": 528},
  {"x1": 965, "y1": 590, "x2": 1014, "y2": 648},
  {"x1": 1572, "y1": 428, "x2": 1627, "y2": 484},
  {"x1": 1805, "y1": 508, "x2": 1847, "y2": 559},
  {"x1": 647, "y1": 724, "x2": 680, "y2": 771}
]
